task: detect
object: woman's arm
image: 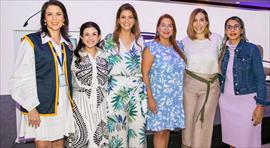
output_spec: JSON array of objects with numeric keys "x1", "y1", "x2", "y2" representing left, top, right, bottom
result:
[
  {"x1": 9, "y1": 38, "x2": 40, "y2": 127},
  {"x1": 142, "y1": 47, "x2": 157, "y2": 114},
  {"x1": 252, "y1": 45, "x2": 268, "y2": 105},
  {"x1": 251, "y1": 45, "x2": 268, "y2": 126}
]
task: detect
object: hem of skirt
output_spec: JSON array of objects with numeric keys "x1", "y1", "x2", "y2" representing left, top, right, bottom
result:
[
  {"x1": 222, "y1": 139, "x2": 261, "y2": 148},
  {"x1": 18, "y1": 133, "x2": 70, "y2": 142},
  {"x1": 146, "y1": 126, "x2": 185, "y2": 133}
]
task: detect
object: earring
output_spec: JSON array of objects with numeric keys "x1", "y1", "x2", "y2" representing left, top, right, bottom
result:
[
  {"x1": 156, "y1": 32, "x2": 160, "y2": 36},
  {"x1": 44, "y1": 21, "x2": 47, "y2": 26}
]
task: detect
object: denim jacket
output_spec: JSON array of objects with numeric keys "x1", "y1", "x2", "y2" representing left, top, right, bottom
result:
[{"x1": 220, "y1": 39, "x2": 269, "y2": 106}]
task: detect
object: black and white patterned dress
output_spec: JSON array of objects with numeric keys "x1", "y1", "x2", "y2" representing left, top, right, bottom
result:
[{"x1": 69, "y1": 47, "x2": 109, "y2": 148}]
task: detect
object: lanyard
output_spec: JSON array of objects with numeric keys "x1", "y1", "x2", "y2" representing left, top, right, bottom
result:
[{"x1": 49, "y1": 41, "x2": 64, "y2": 67}]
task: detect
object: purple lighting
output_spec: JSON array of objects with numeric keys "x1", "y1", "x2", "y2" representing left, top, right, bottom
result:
[
  {"x1": 238, "y1": 1, "x2": 270, "y2": 8},
  {"x1": 171, "y1": 0, "x2": 270, "y2": 10}
]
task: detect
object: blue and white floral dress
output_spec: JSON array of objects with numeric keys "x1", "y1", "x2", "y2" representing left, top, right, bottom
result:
[{"x1": 145, "y1": 40, "x2": 185, "y2": 131}]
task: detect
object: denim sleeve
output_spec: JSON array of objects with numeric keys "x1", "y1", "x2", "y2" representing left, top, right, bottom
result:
[{"x1": 252, "y1": 45, "x2": 270, "y2": 106}]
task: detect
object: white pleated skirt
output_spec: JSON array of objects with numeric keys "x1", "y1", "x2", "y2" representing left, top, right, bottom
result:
[{"x1": 18, "y1": 86, "x2": 75, "y2": 141}]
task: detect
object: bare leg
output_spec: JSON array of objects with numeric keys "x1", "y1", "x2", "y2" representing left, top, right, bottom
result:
[
  {"x1": 52, "y1": 138, "x2": 64, "y2": 148},
  {"x1": 153, "y1": 130, "x2": 170, "y2": 148},
  {"x1": 35, "y1": 140, "x2": 52, "y2": 148}
]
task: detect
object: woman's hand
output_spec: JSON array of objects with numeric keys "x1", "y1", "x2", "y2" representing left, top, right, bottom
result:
[
  {"x1": 252, "y1": 105, "x2": 264, "y2": 126},
  {"x1": 148, "y1": 97, "x2": 157, "y2": 114},
  {"x1": 27, "y1": 108, "x2": 40, "y2": 128}
]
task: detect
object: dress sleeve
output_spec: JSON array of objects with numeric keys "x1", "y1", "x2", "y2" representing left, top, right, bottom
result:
[
  {"x1": 140, "y1": 36, "x2": 145, "y2": 49},
  {"x1": 177, "y1": 40, "x2": 185, "y2": 53},
  {"x1": 145, "y1": 41, "x2": 155, "y2": 54},
  {"x1": 9, "y1": 38, "x2": 40, "y2": 111}
]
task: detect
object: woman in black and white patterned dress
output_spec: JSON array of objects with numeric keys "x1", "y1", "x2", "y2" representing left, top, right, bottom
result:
[{"x1": 69, "y1": 21, "x2": 109, "y2": 148}]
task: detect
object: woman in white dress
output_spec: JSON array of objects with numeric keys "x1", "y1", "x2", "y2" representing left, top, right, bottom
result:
[
  {"x1": 102, "y1": 3, "x2": 147, "y2": 148},
  {"x1": 69, "y1": 21, "x2": 109, "y2": 148},
  {"x1": 9, "y1": 0, "x2": 74, "y2": 147}
]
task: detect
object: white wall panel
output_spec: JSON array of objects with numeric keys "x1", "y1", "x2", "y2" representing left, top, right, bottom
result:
[{"x1": 1, "y1": 0, "x2": 269, "y2": 94}]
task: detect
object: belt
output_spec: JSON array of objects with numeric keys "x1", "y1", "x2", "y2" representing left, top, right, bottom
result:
[{"x1": 185, "y1": 69, "x2": 219, "y2": 124}]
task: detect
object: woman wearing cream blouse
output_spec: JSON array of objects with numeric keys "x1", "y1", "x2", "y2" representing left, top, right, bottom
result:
[{"x1": 181, "y1": 8, "x2": 222, "y2": 148}]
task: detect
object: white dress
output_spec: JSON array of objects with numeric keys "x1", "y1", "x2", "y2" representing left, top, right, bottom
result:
[
  {"x1": 102, "y1": 34, "x2": 147, "y2": 147},
  {"x1": 9, "y1": 35, "x2": 74, "y2": 141},
  {"x1": 69, "y1": 48, "x2": 109, "y2": 148}
]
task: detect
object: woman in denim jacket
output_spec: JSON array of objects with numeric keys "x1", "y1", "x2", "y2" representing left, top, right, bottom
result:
[{"x1": 219, "y1": 16, "x2": 269, "y2": 148}]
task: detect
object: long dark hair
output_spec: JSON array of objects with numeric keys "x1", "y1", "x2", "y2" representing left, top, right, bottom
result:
[
  {"x1": 155, "y1": 14, "x2": 186, "y2": 63},
  {"x1": 40, "y1": 0, "x2": 69, "y2": 41},
  {"x1": 113, "y1": 3, "x2": 142, "y2": 50},
  {"x1": 219, "y1": 16, "x2": 247, "y2": 63},
  {"x1": 74, "y1": 21, "x2": 101, "y2": 63}
]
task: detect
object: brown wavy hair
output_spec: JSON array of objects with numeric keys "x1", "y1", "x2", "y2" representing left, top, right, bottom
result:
[
  {"x1": 187, "y1": 8, "x2": 211, "y2": 40},
  {"x1": 154, "y1": 14, "x2": 186, "y2": 63},
  {"x1": 113, "y1": 3, "x2": 142, "y2": 50}
]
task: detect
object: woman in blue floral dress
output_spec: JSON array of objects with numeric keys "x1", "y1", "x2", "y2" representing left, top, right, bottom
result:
[
  {"x1": 101, "y1": 3, "x2": 147, "y2": 148},
  {"x1": 142, "y1": 14, "x2": 186, "y2": 148}
]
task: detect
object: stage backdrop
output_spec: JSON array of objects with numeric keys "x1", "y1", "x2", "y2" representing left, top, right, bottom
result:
[{"x1": 1, "y1": 0, "x2": 270, "y2": 95}]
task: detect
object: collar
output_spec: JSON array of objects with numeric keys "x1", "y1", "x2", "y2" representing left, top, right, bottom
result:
[
  {"x1": 226, "y1": 41, "x2": 237, "y2": 49},
  {"x1": 226, "y1": 39, "x2": 245, "y2": 53},
  {"x1": 235, "y1": 39, "x2": 245, "y2": 51},
  {"x1": 41, "y1": 32, "x2": 69, "y2": 45},
  {"x1": 79, "y1": 47, "x2": 103, "y2": 57}
]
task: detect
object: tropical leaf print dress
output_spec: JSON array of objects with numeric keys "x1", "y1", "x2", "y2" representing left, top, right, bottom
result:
[
  {"x1": 145, "y1": 40, "x2": 185, "y2": 131},
  {"x1": 69, "y1": 48, "x2": 109, "y2": 148},
  {"x1": 102, "y1": 34, "x2": 147, "y2": 148}
]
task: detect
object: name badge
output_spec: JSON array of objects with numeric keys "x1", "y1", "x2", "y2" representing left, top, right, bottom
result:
[{"x1": 59, "y1": 73, "x2": 66, "y2": 87}]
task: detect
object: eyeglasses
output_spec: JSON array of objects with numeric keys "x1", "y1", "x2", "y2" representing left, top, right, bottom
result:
[{"x1": 225, "y1": 24, "x2": 241, "y2": 30}]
